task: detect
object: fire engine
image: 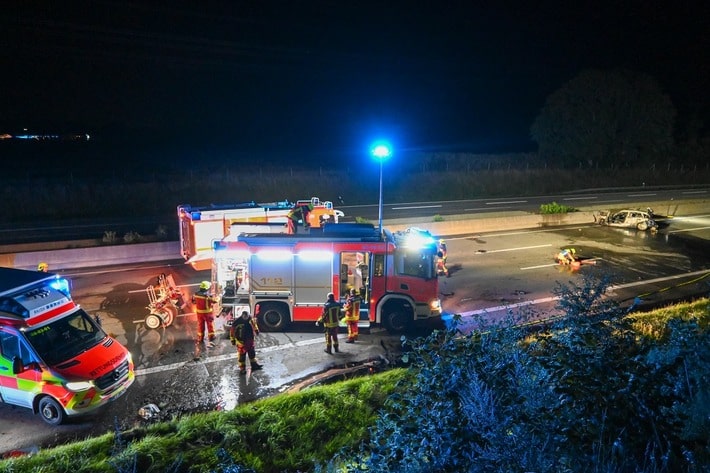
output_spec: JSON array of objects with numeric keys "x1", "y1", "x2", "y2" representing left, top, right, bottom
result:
[
  {"x1": 178, "y1": 197, "x2": 344, "y2": 271},
  {"x1": 211, "y1": 224, "x2": 442, "y2": 334},
  {"x1": 0, "y1": 267, "x2": 135, "y2": 425}
]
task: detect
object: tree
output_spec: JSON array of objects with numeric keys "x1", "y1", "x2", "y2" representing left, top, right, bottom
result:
[{"x1": 530, "y1": 69, "x2": 676, "y2": 168}]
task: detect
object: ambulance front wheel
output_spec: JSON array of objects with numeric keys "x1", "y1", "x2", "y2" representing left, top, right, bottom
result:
[{"x1": 38, "y1": 396, "x2": 66, "y2": 425}]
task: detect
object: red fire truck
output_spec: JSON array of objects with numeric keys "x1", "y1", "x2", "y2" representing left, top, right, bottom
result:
[
  {"x1": 0, "y1": 268, "x2": 135, "y2": 425},
  {"x1": 178, "y1": 197, "x2": 344, "y2": 271},
  {"x1": 211, "y1": 224, "x2": 442, "y2": 334}
]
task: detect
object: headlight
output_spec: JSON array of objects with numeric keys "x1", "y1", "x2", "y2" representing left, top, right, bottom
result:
[
  {"x1": 65, "y1": 380, "x2": 94, "y2": 391},
  {"x1": 430, "y1": 299, "x2": 442, "y2": 312}
]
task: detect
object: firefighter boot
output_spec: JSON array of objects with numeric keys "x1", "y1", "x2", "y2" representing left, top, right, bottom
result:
[
  {"x1": 250, "y1": 360, "x2": 263, "y2": 371},
  {"x1": 239, "y1": 365, "x2": 246, "y2": 375},
  {"x1": 334, "y1": 344, "x2": 340, "y2": 353},
  {"x1": 324, "y1": 346, "x2": 332, "y2": 354}
]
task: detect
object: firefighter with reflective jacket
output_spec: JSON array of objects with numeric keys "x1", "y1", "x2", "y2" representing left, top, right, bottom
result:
[
  {"x1": 343, "y1": 288, "x2": 361, "y2": 343},
  {"x1": 230, "y1": 310, "x2": 263, "y2": 374},
  {"x1": 316, "y1": 292, "x2": 342, "y2": 354},
  {"x1": 192, "y1": 281, "x2": 217, "y2": 343}
]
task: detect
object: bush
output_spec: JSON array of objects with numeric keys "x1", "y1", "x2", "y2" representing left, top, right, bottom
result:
[
  {"x1": 334, "y1": 276, "x2": 709, "y2": 472},
  {"x1": 540, "y1": 201, "x2": 577, "y2": 214}
]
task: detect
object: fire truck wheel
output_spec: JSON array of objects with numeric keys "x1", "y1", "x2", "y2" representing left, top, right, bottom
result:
[
  {"x1": 145, "y1": 313, "x2": 164, "y2": 330},
  {"x1": 38, "y1": 396, "x2": 66, "y2": 425},
  {"x1": 382, "y1": 307, "x2": 409, "y2": 334},
  {"x1": 259, "y1": 304, "x2": 290, "y2": 332}
]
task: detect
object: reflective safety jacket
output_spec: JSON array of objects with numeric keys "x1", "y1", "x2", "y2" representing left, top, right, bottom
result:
[
  {"x1": 318, "y1": 301, "x2": 342, "y2": 328},
  {"x1": 344, "y1": 294, "x2": 361, "y2": 323},
  {"x1": 192, "y1": 289, "x2": 216, "y2": 314}
]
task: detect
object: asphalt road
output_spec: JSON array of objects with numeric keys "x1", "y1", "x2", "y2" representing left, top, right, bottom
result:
[
  {"x1": 0, "y1": 187, "x2": 707, "y2": 245},
  {"x1": 1, "y1": 203, "x2": 709, "y2": 457}
]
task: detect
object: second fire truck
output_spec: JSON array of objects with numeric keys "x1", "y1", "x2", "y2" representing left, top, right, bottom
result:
[
  {"x1": 211, "y1": 224, "x2": 442, "y2": 334},
  {"x1": 178, "y1": 197, "x2": 344, "y2": 271}
]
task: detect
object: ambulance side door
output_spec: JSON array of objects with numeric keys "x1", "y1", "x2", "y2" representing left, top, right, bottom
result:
[{"x1": 0, "y1": 330, "x2": 40, "y2": 408}]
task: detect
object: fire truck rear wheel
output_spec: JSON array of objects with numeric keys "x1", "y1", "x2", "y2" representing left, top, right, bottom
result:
[
  {"x1": 259, "y1": 304, "x2": 290, "y2": 332},
  {"x1": 38, "y1": 396, "x2": 66, "y2": 425}
]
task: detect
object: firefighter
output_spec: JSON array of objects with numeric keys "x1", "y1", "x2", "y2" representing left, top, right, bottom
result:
[
  {"x1": 438, "y1": 239, "x2": 448, "y2": 264},
  {"x1": 316, "y1": 292, "x2": 342, "y2": 354},
  {"x1": 37, "y1": 262, "x2": 49, "y2": 272},
  {"x1": 192, "y1": 281, "x2": 217, "y2": 344},
  {"x1": 230, "y1": 310, "x2": 263, "y2": 374},
  {"x1": 286, "y1": 203, "x2": 314, "y2": 234},
  {"x1": 557, "y1": 248, "x2": 577, "y2": 265},
  {"x1": 436, "y1": 250, "x2": 449, "y2": 277},
  {"x1": 343, "y1": 288, "x2": 361, "y2": 343}
]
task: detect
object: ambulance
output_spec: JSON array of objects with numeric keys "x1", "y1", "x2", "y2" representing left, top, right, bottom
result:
[{"x1": 0, "y1": 267, "x2": 135, "y2": 425}]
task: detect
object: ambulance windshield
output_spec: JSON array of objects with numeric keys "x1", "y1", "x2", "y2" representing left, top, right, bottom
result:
[{"x1": 25, "y1": 309, "x2": 107, "y2": 366}]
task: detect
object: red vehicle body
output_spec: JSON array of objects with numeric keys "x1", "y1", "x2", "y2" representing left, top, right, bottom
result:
[
  {"x1": 211, "y1": 224, "x2": 442, "y2": 333},
  {"x1": 0, "y1": 268, "x2": 134, "y2": 425}
]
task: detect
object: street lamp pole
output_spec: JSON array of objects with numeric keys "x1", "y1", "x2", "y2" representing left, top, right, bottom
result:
[{"x1": 370, "y1": 141, "x2": 392, "y2": 234}]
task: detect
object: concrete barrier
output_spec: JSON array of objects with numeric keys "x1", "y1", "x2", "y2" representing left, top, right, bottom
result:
[{"x1": 1, "y1": 199, "x2": 707, "y2": 271}]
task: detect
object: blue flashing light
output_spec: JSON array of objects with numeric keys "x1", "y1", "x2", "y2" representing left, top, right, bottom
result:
[{"x1": 49, "y1": 277, "x2": 72, "y2": 297}]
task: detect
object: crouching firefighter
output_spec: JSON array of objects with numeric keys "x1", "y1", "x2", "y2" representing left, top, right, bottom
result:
[{"x1": 230, "y1": 310, "x2": 263, "y2": 375}]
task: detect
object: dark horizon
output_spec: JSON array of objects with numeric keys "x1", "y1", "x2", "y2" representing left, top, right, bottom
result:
[{"x1": 1, "y1": 1, "x2": 707, "y2": 171}]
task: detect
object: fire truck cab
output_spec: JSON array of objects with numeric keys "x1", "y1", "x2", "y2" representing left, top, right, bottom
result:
[
  {"x1": 211, "y1": 224, "x2": 442, "y2": 334},
  {"x1": 0, "y1": 268, "x2": 135, "y2": 425}
]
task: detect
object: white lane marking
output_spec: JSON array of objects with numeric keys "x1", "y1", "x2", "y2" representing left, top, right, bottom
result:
[
  {"x1": 464, "y1": 206, "x2": 513, "y2": 211},
  {"x1": 477, "y1": 244, "x2": 552, "y2": 254},
  {"x1": 391, "y1": 205, "x2": 443, "y2": 210},
  {"x1": 681, "y1": 190, "x2": 707, "y2": 194},
  {"x1": 135, "y1": 336, "x2": 325, "y2": 377},
  {"x1": 456, "y1": 269, "x2": 710, "y2": 319},
  {"x1": 628, "y1": 193, "x2": 657, "y2": 197},
  {"x1": 562, "y1": 196, "x2": 597, "y2": 201},
  {"x1": 487, "y1": 200, "x2": 527, "y2": 205},
  {"x1": 520, "y1": 263, "x2": 558, "y2": 270},
  {"x1": 667, "y1": 226, "x2": 710, "y2": 233}
]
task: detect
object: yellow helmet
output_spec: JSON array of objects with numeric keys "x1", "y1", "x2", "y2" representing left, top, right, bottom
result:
[
  {"x1": 199, "y1": 281, "x2": 211, "y2": 290},
  {"x1": 37, "y1": 262, "x2": 49, "y2": 272}
]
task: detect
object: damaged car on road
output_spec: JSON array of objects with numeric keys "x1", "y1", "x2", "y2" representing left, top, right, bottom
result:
[{"x1": 593, "y1": 208, "x2": 658, "y2": 231}]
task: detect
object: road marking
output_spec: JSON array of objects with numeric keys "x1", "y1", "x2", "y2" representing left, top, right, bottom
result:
[
  {"x1": 628, "y1": 193, "x2": 657, "y2": 197},
  {"x1": 464, "y1": 206, "x2": 513, "y2": 211},
  {"x1": 134, "y1": 337, "x2": 325, "y2": 377},
  {"x1": 681, "y1": 190, "x2": 707, "y2": 194},
  {"x1": 667, "y1": 226, "x2": 710, "y2": 233},
  {"x1": 486, "y1": 200, "x2": 527, "y2": 205},
  {"x1": 456, "y1": 269, "x2": 710, "y2": 319},
  {"x1": 391, "y1": 205, "x2": 442, "y2": 210},
  {"x1": 562, "y1": 196, "x2": 597, "y2": 201},
  {"x1": 476, "y1": 244, "x2": 552, "y2": 254}
]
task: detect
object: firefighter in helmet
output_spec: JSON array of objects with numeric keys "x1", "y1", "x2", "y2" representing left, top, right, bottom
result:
[
  {"x1": 37, "y1": 262, "x2": 49, "y2": 273},
  {"x1": 343, "y1": 288, "x2": 361, "y2": 343},
  {"x1": 192, "y1": 281, "x2": 217, "y2": 344},
  {"x1": 557, "y1": 248, "x2": 577, "y2": 265},
  {"x1": 230, "y1": 310, "x2": 263, "y2": 374},
  {"x1": 316, "y1": 292, "x2": 342, "y2": 354}
]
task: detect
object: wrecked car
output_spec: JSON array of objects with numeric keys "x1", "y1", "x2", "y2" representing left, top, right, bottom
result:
[{"x1": 594, "y1": 209, "x2": 658, "y2": 231}]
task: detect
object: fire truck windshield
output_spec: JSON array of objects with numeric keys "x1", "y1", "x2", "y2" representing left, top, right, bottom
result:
[{"x1": 25, "y1": 309, "x2": 107, "y2": 366}]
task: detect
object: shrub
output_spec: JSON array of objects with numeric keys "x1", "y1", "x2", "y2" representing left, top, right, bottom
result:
[{"x1": 540, "y1": 201, "x2": 577, "y2": 214}]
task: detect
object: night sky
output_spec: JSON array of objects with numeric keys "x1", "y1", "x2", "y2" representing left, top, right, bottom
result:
[{"x1": 1, "y1": 1, "x2": 707, "y2": 167}]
